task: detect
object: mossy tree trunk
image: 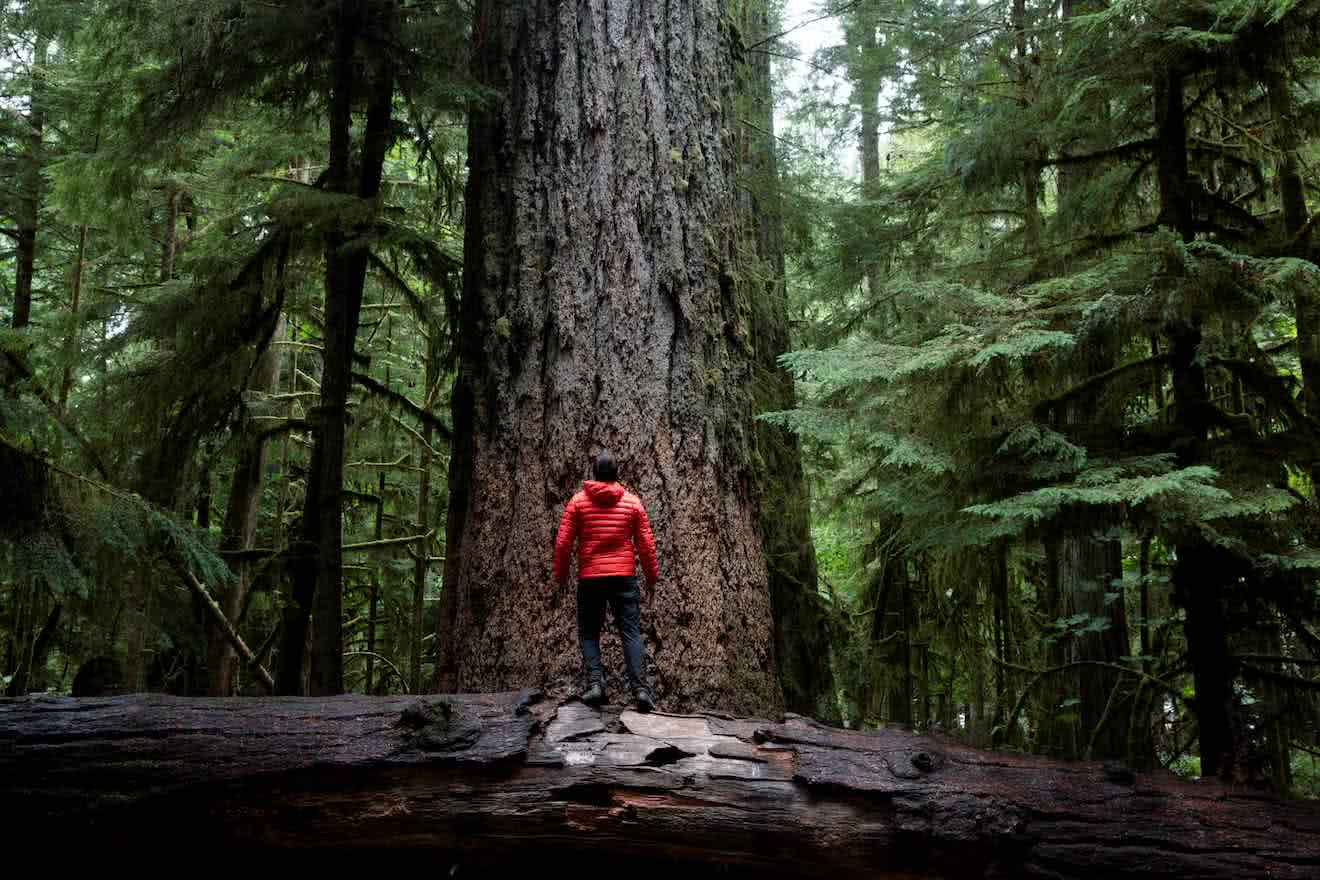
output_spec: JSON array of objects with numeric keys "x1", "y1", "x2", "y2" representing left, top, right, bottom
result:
[{"x1": 436, "y1": 0, "x2": 783, "y2": 715}]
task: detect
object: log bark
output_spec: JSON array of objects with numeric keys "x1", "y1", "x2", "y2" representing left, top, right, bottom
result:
[{"x1": 0, "y1": 693, "x2": 1315, "y2": 877}]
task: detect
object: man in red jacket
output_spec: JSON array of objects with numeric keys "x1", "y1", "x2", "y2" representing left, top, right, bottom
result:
[{"x1": 553, "y1": 451, "x2": 659, "y2": 710}]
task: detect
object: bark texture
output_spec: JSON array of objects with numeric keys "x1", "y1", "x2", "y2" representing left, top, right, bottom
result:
[
  {"x1": 1, "y1": 693, "x2": 1317, "y2": 878},
  {"x1": 278, "y1": 3, "x2": 395, "y2": 696},
  {"x1": 11, "y1": 34, "x2": 46, "y2": 331},
  {"x1": 207, "y1": 316, "x2": 286, "y2": 696},
  {"x1": 439, "y1": 0, "x2": 782, "y2": 714},
  {"x1": 1043, "y1": 519, "x2": 1130, "y2": 761}
]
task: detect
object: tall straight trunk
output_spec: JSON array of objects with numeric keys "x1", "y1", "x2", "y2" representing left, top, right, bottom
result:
[
  {"x1": 2, "y1": 577, "x2": 17, "y2": 677},
  {"x1": 1013, "y1": 0, "x2": 1041, "y2": 253},
  {"x1": 1139, "y1": 534, "x2": 1152, "y2": 670},
  {"x1": 887, "y1": 555, "x2": 914, "y2": 728},
  {"x1": 280, "y1": 2, "x2": 395, "y2": 696},
  {"x1": 13, "y1": 224, "x2": 37, "y2": 330},
  {"x1": 1154, "y1": 70, "x2": 1193, "y2": 241},
  {"x1": 366, "y1": 472, "x2": 384, "y2": 694},
  {"x1": 1045, "y1": 518, "x2": 1130, "y2": 760},
  {"x1": 972, "y1": 659, "x2": 987, "y2": 746},
  {"x1": 3, "y1": 585, "x2": 59, "y2": 696},
  {"x1": 160, "y1": 187, "x2": 181, "y2": 282},
  {"x1": 57, "y1": 225, "x2": 89, "y2": 412},
  {"x1": 411, "y1": 351, "x2": 437, "y2": 691},
  {"x1": 917, "y1": 642, "x2": 931, "y2": 731},
  {"x1": 1249, "y1": 619, "x2": 1294, "y2": 792},
  {"x1": 851, "y1": 13, "x2": 884, "y2": 305},
  {"x1": 1169, "y1": 314, "x2": 1237, "y2": 779},
  {"x1": 12, "y1": 35, "x2": 47, "y2": 330},
  {"x1": 1157, "y1": 65, "x2": 1236, "y2": 780},
  {"x1": 990, "y1": 542, "x2": 1011, "y2": 746},
  {"x1": 196, "y1": 465, "x2": 211, "y2": 530},
  {"x1": 861, "y1": 542, "x2": 913, "y2": 728},
  {"x1": 742, "y1": 4, "x2": 835, "y2": 719},
  {"x1": 207, "y1": 316, "x2": 287, "y2": 696},
  {"x1": 25, "y1": 600, "x2": 62, "y2": 693},
  {"x1": 437, "y1": 0, "x2": 784, "y2": 714}
]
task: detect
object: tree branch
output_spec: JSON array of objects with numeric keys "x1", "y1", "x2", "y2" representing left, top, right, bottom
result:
[
  {"x1": 343, "y1": 651, "x2": 410, "y2": 693},
  {"x1": 342, "y1": 531, "x2": 433, "y2": 552},
  {"x1": 1238, "y1": 663, "x2": 1320, "y2": 691},
  {"x1": 1035, "y1": 354, "x2": 1169, "y2": 415},
  {"x1": 1039, "y1": 139, "x2": 1157, "y2": 168},
  {"x1": 3, "y1": 350, "x2": 111, "y2": 479},
  {"x1": 352, "y1": 371, "x2": 451, "y2": 440},
  {"x1": 747, "y1": 2, "x2": 863, "y2": 50},
  {"x1": 179, "y1": 567, "x2": 275, "y2": 692},
  {"x1": 256, "y1": 418, "x2": 310, "y2": 443}
]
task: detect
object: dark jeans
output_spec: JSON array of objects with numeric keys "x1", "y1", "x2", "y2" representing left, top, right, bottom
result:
[{"x1": 577, "y1": 576, "x2": 645, "y2": 691}]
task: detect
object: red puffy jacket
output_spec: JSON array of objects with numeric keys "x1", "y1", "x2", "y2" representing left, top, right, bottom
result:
[{"x1": 553, "y1": 480, "x2": 659, "y2": 585}]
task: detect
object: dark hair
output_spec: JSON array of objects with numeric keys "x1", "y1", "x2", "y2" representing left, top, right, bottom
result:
[{"x1": 593, "y1": 451, "x2": 618, "y2": 482}]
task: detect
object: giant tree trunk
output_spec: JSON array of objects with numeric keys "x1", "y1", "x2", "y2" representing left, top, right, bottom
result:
[
  {"x1": 437, "y1": 0, "x2": 782, "y2": 714},
  {"x1": 2, "y1": 693, "x2": 1317, "y2": 877}
]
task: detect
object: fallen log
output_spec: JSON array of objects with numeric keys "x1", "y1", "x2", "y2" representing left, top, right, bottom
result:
[{"x1": 0, "y1": 692, "x2": 1316, "y2": 877}]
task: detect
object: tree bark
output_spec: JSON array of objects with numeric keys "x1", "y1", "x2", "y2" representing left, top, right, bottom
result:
[
  {"x1": 11, "y1": 34, "x2": 47, "y2": 331},
  {"x1": 3, "y1": 597, "x2": 59, "y2": 696},
  {"x1": 57, "y1": 224, "x2": 89, "y2": 412},
  {"x1": 279, "y1": 2, "x2": 396, "y2": 696},
  {"x1": 207, "y1": 315, "x2": 286, "y2": 696},
  {"x1": 411, "y1": 349, "x2": 436, "y2": 691},
  {"x1": 160, "y1": 186, "x2": 181, "y2": 283},
  {"x1": 860, "y1": 535, "x2": 913, "y2": 727},
  {"x1": 1, "y1": 694, "x2": 1316, "y2": 877},
  {"x1": 1156, "y1": 66, "x2": 1238, "y2": 779},
  {"x1": 1155, "y1": 70, "x2": 1193, "y2": 242},
  {"x1": 438, "y1": 0, "x2": 783, "y2": 714},
  {"x1": 366, "y1": 471, "x2": 385, "y2": 693},
  {"x1": 991, "y1": 542, "x2": 1011, "y2": 746},
  {"x1": 1043, "y1": 518, "x2": 1130, "y2": 761},
  {"x1": 846, "y1": 6, "x2": 884, "y2": 304},
  {"x1": 1014, "y1": 0, "x2": 1041, "y2": 253}
]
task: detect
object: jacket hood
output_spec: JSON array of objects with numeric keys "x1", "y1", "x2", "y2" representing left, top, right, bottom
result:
[{"x1": 583, "y1": 480, "x2": 625, "y2": 506}]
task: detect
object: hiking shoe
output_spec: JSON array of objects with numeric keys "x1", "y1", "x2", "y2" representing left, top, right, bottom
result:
[
  {"x1": 633, "y1": 686, "x2": 655, "y2": 713},
  {"x1": 581, "y1": 680, "x2": 606, "y2": 705}
]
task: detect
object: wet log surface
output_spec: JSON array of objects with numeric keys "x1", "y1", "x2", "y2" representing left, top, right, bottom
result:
[{"x1": 1, "y1": 692, "x2": 1317, "y2": 878}]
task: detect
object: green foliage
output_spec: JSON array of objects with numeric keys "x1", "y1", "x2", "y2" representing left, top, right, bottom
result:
[
  {"x1": 1, "y1": 0, "x2": 469, "y2": 697},
  {"x1": 774, "y1": 0, "x2": 1320, "y2": 784}
]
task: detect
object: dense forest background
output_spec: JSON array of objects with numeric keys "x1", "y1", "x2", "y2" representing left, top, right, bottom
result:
[{"x1": 2, "y1": 0, "x2": 1318, "y2": 799}]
